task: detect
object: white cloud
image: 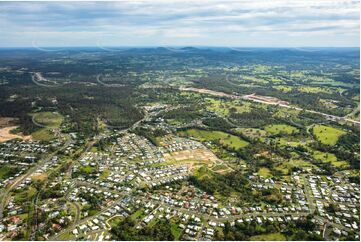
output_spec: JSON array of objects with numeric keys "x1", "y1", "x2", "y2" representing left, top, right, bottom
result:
[{"x1": 0, "y1": 0, "x2": 359, "y2": 47}]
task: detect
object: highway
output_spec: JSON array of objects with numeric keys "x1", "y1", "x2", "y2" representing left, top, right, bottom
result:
[{"x1": 180, "y1": 86, "x2": 360, "y2": 125}]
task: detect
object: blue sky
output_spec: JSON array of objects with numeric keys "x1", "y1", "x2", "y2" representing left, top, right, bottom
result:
[{"x1": 0, "y1": 0, "x2": 359, "y2": 47}]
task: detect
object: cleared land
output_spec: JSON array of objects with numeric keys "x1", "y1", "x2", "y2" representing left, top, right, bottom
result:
[
  {"x1": 313, "y1": 150, "x2": 349, "y2": 168},
  {"x1": 312, "y1": 125, "x2": 346, "y2": 145},
  {"x1": 276, "y1": 159, "x2": 315, "y2": 174},
  {"x1": 264, "y1": 124, "x2": 299, "y2": 135},
  {"x1": 162, "y1": 148, "x2": 221, "y2": 171},
  {"x1": 0, "y1": 126, "x2": 31, "y2": 142},
  {"x1": 164, "y1": 148, "x2": 219, "y2": 163},
  {"x1": 0, "y1": 117, "x2": 31, "y2": 142},
  {"x1": 234, "y1": 128, "x2": 267, "y2": 140},
  {"x1": 32, "y1": 111, "x2": 63, "y2": 128},
  {"x1": 258, "y1": 167, "x2": 272, "y2": 178},
  {"x1": 31, "y1": 129, "x2": 54, "y2": 141},
  {"x1": 178, "y1": 129, "x2": 249, "y2": 149},
  {"x1": 205, "y1": 98, "x2": 251, "y2": 117},
  {"x1": 250, "y1": 232, "x2": 286, "y2": 241},
  {"x1": 30, "y1": 112, "x2": 63, "y2": 141}
]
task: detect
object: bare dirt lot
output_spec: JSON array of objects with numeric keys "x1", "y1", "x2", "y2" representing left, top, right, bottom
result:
[
  {"x1": 164, "y1": 148, "x2": 219, "y2": 163},
  {"x1": 0, "y1": 117, "x2": 32, "y2": 142},
  {"x1": 180, "y1": 87, "x2": 239, "y2": 99},
  {"x1": 162, "y1": 148, "x2": 229, "y2": 173},
  {"x1": 31, "y1": 173, "x2": 48, "y2": 181},
  {"x1": 0, "y1": 126, "x2": 32, "y2": 142}
]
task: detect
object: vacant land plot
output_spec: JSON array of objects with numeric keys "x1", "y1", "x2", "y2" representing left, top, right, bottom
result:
[
  {"x1": 276, "y1": 159, "x2": 315, "y2": 174},
  {"x1": 272, "y1": 108, "x2": 301, "y2": 119},
  {"x1": 313, "y1": 150, "x2": 349, "y2": 168},
  {"x1": 313, "y1": 150, "x2": 338, "y2": 163},
  {"x1": 205, "y1": 98, "x2": 251, "y2": 117},
  {"x1": 274, "y1": 85, "x2": 292, "y2": 93},
  {"x1": 31, "y1": 128, "x2": 54, "y2": 141},
  {"x1": 264, "y1": 124, "x2": 299, "y2": 135},
  {"x1": 30, "y1": 112, "x2": 63, "y2": 141},
  {"x1": 194, "y1": 166, "x2": 213, "y2": 180},
  {"x1": 234, "y1": 128, "x2": 267, "y2": 139},
  {"x1": 0, "y1": 165, "x2": 21, "y2": 179},
  {"x1": 14, "y1": 186, "x2": 37, "y2": 203},
  {"x1": 178, "y1": 129, "x2": 249, "y2": 149},
  {"x1": 0, "y1": 117, "x2": 31, "y2": 142},
  {"x1": 32, "y1": 173, "x2": 48, "y2": 181},
  {"x1": 212, "y1": 164, "x2": 229, "y2": 171},
  {"x1": 275, "y1": 137, "x2": 312, "y2": 148},
  {"x1": 250, "y1": 232, "x2": 286, "y2": 241},
  {"x1": 258, "y1": 167, "x2": 271, "y2": 178},
  {"x1": 170, "y1": 223, "x2": 182, "y2": 241},
  {"x1": 32, "y1": 111, "x2": 63, "y2": 128},
  {"x1": 163, "y1": 148, "x2": 220, "y2": 170},
  {"x1": 298, "y1": 86, "x2": 331, "y2": 94},
  {"x1": 0, "y1": 126, "x2": 32, "y2": 142},
  {"x1": 313, "y1": 125, "x2": 346, "y2": 145}
]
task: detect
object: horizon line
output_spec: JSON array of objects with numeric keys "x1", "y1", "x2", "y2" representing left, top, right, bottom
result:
[{"x1": 0, "y1": 46, "x2": 359, "y2": 49}]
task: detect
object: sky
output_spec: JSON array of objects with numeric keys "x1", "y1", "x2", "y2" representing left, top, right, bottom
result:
[{"x1": 0, "y1": 0, "x2": 359, "y2": 47}]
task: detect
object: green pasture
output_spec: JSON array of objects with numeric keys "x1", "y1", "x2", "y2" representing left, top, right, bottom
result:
[{"x1": 178, "y1": 129, "x2": 249, "y2": 149}]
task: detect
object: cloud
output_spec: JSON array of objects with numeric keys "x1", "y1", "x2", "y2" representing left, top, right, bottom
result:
[{"x1": 0, "y1": 0, "x2": 359, "y2": 47}]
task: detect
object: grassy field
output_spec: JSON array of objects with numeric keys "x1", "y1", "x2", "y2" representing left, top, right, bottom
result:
[
  {"x1": 212, "y1": 164, "x2": 229, "y2": 171},
  {"x1": 205, "y1": 98, "x2": 251, "y2": 117},
  {"x1": 313, "y1": 125, "x2": 346, "y2": 145},
  {"x1": 31, "y1": 111, "x2": 63, "y2": 141},
  {"x1": 250, "y1": 232, "x2": 286, "y2": 241},
  {"x1": 108, "y1": 216, "x2": 124, "y2": 228},
  {"x1": 130, "y1": 208, "x2": 145, "y2": 220},
  {"x1": 31, "y1": 128, "x2": 54, "y2": 141},
  {"x1": 147, "y1": 216, "x2": 158, "y2": 228},
  {"x1": 313, "y1": 151, "x2": 349, "y2": 168},
  {"x1": 258, "y1": 167, "x2": 271, "y2": 178},
  {"x1": 276, "y1": 138, "x2": 301, "y2": 147},
  {"x1": 0, "y1": 165, "x2": 20, "y2": 179},
  {"x1": 274, "y1": 85, "x2": 292, "y2": 93},
  {"x1": 313, "y1": 150, "x2": 338, "y2": 163},
  {"x1": 235, "y1": 128, "x2": 267, "y2": 139},
  {"x1": 81, "y1": 165, "x2": 95, "y2": 174},
  {"x1": 100, "y1": 169, "x2": 109, "y2": 179},
  {"x1": 194, "y1": 166, "x2": 213, "y2": 180},
  {"x1": 32, "y1": 111, "x2": 63, "y2": 128},
  {"x1": 264, "y1": 124, "x2": 299, "y2": 135},
  {"x1": 167, "y1": 119, "x2": 183, "y2": 126},
  {"x1": 14, "y1": 187, "x2": 37, "y2": 203},
  {"x1": 272, "y1": 108, "x2": 301, "y2": 119},
  {"x1": 298, "y1": 86, "x2": 331, "y2": 94},
  {"x1": 56, "y1": 231, "x2": 73, "y2": 241},
  {"x1": 170, "y1": 223, "x2": 183, "y2": 240},
  {"x1": 31, "y1": 173, "x2": 48, "y2": 181},
  {"x1": 275, "y1": 137, "x2": 312, "y2": 148},
  {"x1": 178, "y1": 129, "x2": 249, "y2": 149},
  {"x1": 276, "y1": 159, "x2": 315, "y2": 174}
]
